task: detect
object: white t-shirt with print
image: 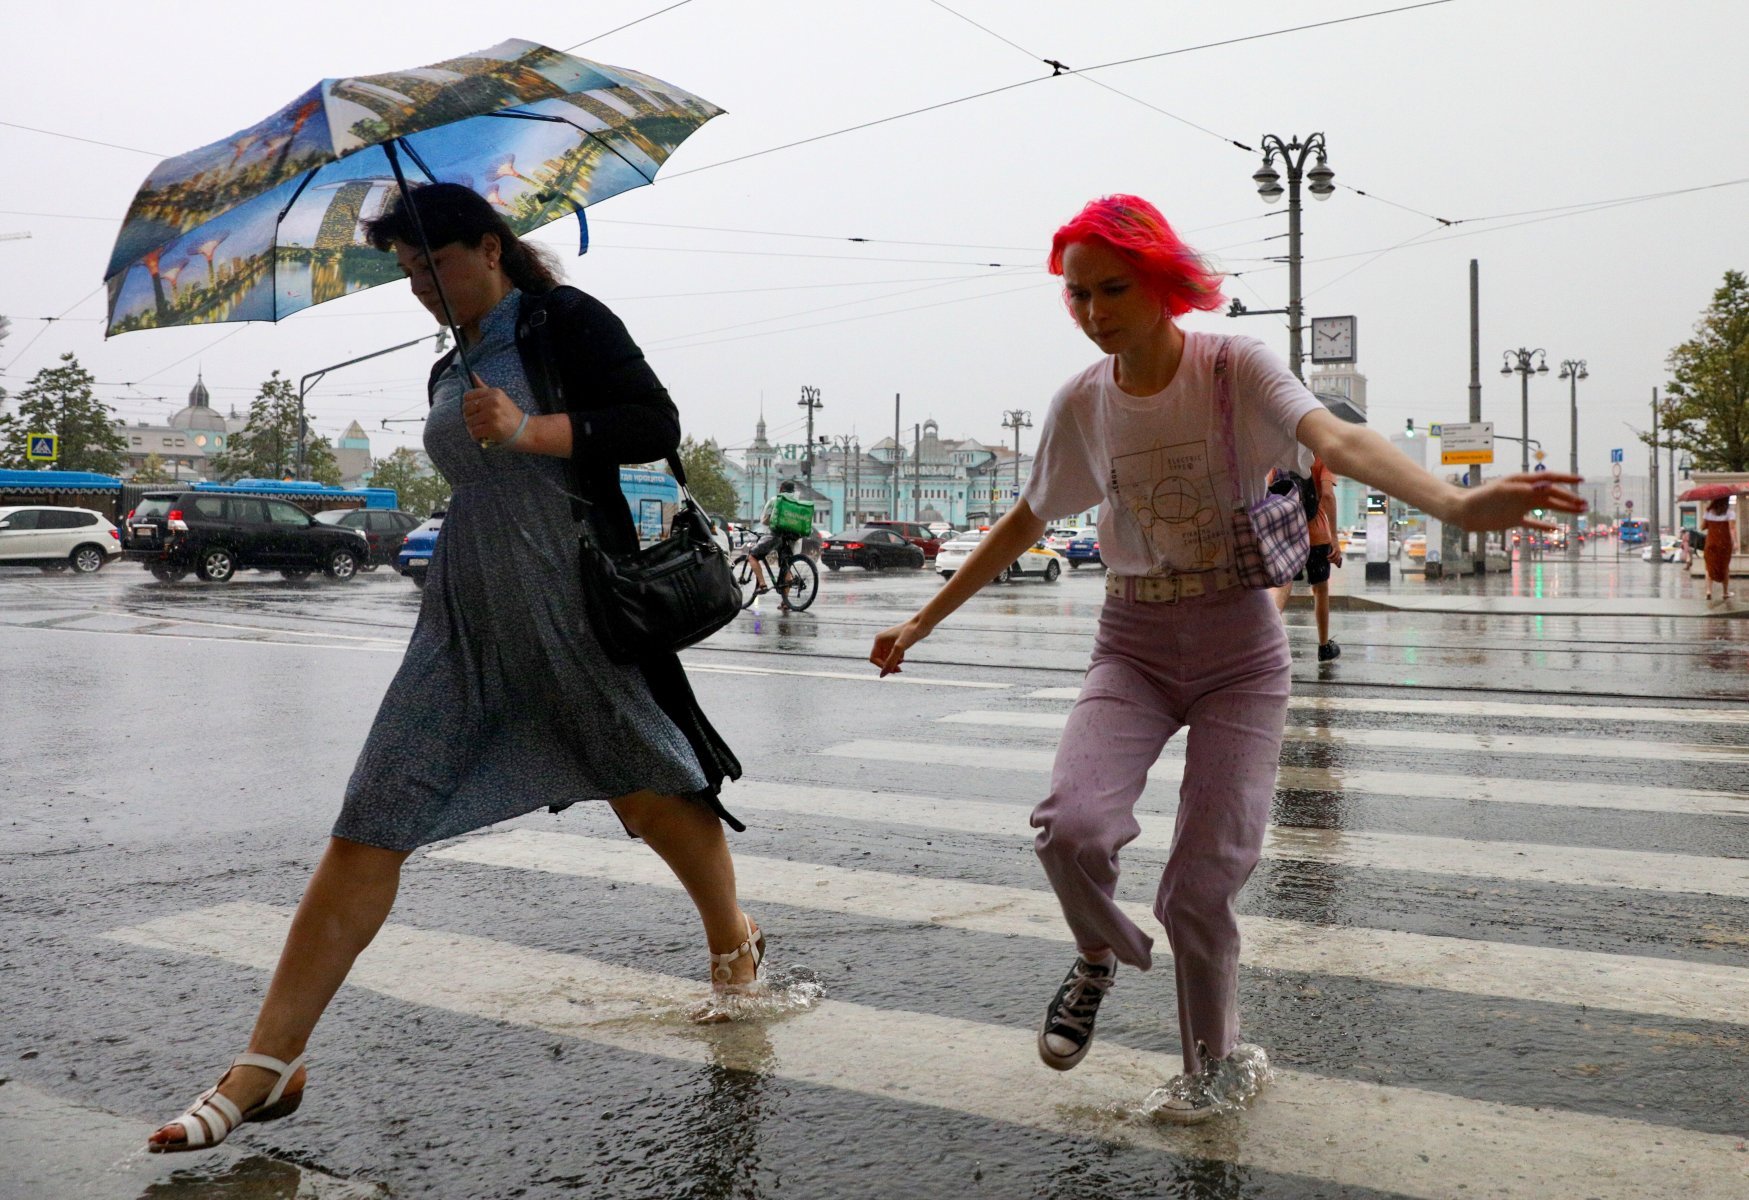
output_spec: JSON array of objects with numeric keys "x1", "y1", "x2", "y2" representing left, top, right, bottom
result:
[{"x1": 1021, "y1": 332, "x2": 1322, "y2": 577}]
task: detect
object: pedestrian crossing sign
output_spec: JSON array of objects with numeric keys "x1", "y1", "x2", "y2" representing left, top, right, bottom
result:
[{"x1": 26, "y1": 433, "x2": 57, "y2": 462}]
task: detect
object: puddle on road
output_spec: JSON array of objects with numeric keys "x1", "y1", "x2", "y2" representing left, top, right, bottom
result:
[{"x1": 0, "y1": 1079, "x2": 381, "y2": 1199}]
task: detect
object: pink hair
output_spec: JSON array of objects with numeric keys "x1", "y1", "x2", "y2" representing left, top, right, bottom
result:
[{"x1": 1048, "y1": 195, "x2": 1226, "y2": 317}]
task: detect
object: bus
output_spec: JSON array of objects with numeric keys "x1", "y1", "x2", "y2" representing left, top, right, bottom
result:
[{"x1": 1618, "y1": 519, "x2": 1648, "y2": 547}]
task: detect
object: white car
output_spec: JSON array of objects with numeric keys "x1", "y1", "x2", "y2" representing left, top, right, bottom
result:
[
  {"x1": 1642, "y1": 535, "x2": 1685, "y2": 563},
  {"x1": 936, "y1": 529, "x2": 1065, "y2": 583},
  {"x1": 0, "y1": 505, "x2": 122, "y2": 574}
]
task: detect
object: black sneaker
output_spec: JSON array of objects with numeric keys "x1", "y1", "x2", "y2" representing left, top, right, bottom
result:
[
  {"x1": 1037, "y1": 955, "x2": 1116, "y2": 1071},
  {"x1": 1317, "y1": 639, "x2": 1341, "y2": 662}
]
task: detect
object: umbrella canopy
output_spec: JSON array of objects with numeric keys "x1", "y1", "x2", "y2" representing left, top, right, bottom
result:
[
  {"x1": 104, "y1": 38, "x2": 720, "y2": 335},
  {"x1": 1677, "y1": 482, "x2": 1749, "y2": 503}
]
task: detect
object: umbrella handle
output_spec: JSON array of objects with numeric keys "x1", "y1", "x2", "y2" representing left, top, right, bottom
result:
[{"x1": 383, "y1": 139, "x2": 476, "y2": 405}]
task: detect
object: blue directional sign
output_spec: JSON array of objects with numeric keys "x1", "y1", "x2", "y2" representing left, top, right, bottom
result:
[
  {"x1": 1534, "y1": 462, "x2": 1548, "y2": 472},
  {"x1": 26, "y1": 433, "x2": 57, "y2": 462},
  {"x1": 1610, "y1": 448, "x2": 1624, "y2": 464}
]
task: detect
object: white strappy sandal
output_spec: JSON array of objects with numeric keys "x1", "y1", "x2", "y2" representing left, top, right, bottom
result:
[{"x1": 149, "y1": 1052, "x2": 307, "y2": 1154}]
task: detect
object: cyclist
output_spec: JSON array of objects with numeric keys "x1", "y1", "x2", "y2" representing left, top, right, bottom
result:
[{"x1": 748, "y1": 481, "x2": 813, "y2": 610}]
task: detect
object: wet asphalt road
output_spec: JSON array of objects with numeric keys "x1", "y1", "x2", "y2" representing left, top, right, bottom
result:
[{"x1": 1, "y1": 561, "x2": 1746, "y2": 1200}]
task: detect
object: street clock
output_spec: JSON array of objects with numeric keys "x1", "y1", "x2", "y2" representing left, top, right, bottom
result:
[{"x1": 1310, "y1": 314, "x2": 1357, "y2": 364}]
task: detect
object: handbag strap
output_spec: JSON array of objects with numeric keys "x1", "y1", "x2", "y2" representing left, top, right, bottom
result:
[
  {"x1": 518, "y1": 290, "x2": 689, "y2": 487},
  {"x1": 1212, "y1": 335, "x2": 1245, "y2": 511}
]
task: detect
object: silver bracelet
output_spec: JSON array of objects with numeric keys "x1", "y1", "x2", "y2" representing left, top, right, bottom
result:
[{"x1": 498, "y1": 411, "x2": 532, "y2": 449}]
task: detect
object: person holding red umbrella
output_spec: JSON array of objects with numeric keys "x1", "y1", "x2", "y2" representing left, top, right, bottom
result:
[{"x1": 1703, "y1": 496, "x2": 1737, "y2": 601}]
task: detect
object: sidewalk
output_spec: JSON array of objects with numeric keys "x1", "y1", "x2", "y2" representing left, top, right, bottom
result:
[{"x1": 1289, "y1": 551, "x2": 1749, "y2": 618}]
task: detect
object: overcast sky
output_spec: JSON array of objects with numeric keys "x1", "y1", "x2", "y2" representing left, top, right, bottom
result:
[{"x1": 3, "y1": 0, "x2": 1745, "y2": 483}]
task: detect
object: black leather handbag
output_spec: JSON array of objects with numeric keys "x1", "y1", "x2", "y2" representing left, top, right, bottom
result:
[{"x1": 573, "y1": 456, "x2": 743, "y2": 663}]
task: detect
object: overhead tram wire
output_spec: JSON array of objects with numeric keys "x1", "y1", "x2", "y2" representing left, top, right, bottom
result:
[
  {"x1": 930, "y1": 0, "x2": 1462, "y2": 227},
  {"x1": 562, "y1": 0, "x2": 699, "y2": 51}
]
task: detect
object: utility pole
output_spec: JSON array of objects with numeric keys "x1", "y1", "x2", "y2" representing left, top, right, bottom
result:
[
  {"x1": 1499, "y1": 348, "x2": 1549, "y2": 473},
  {"x1": 916, "y1": 423, "x2": 930, "y2": 521},
  {"x1": 833, "y1": 434, "x2": 861, "y2": 525},
  {"x1": 1557, "y1": 359, "x2": 1588, "y2": 552},
  {"x1": 892, "y1": 394, "x2": 901, "y2": 520},
  {"x1": 1468, "y1": 260, "x2": 1483, "y2": 572},
  {"x1": 1239, "y1": 134, "x2": 1335, "y2": 379},
  {"x1": 298, "y1": 331, "x2": 445, "y2": 480},
  {"x1": 798, "y1": 386, "x2": 823, "y2": 487},
  {"x1": 1648, "y1": 387, "x2": 1661, "y2": 541},
  {"x1": 1001, "y1": 409, "x2": 1033, "y2": 519}
]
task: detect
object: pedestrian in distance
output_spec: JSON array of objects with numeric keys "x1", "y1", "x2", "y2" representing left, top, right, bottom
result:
[
  {"x1": 1272, "y1": 455, "x2": 1343, "y2": 661},
  {"x1": 148, "y1": 183, "x2": 757, "y2": 1154},
  {"x1": 869, "y1": 195, "x2": 1584, "y2": 1124},
  {"x1": 1702, "y1": 496, "x2": 1737, "y2": 602}
]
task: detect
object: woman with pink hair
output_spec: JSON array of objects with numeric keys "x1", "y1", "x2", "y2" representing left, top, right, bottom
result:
[{"x1": 871, "y1": 194, "x2": 1583, "y2": 1122}]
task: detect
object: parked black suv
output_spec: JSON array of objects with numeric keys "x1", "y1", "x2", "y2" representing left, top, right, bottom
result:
[{"x1": 121, "y1": 491, "x2": 370, "y2": 583}]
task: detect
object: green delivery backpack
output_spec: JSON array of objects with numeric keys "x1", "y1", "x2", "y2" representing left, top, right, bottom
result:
[{"x1": 771, "y1": 494, "x2": 815, "y2": 536}]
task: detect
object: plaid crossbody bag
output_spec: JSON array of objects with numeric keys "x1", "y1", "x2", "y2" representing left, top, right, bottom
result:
[{"x1": 1214, "y1": 338, "x2": 1311, "y2": 588}]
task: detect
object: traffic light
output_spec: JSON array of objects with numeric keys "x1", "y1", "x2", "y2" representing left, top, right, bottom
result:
[{"x1": 1404, "y1": 419, "x2": 1415, "y2": 437}]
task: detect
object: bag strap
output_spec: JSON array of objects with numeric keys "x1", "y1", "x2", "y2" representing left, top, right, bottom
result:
[
  {"x1": 1213, "y1": 335, "x2": 1244, "y2": 511},
  {"x1": 518, "y1": 290, "x2": 687, "y2": 486}
]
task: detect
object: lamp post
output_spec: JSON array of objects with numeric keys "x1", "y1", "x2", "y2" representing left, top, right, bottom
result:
[
  {"x1": 832, "y1": 433, "x2": 860, "y2": 526},
  {"x1": 298, "y1": 330, "x2": 446, "y2": 480},
  {"x1": 1243, "y1": 132, "x2": 1336, "y2": 380},
  {"x1": 1499, "y1": 348, "x2": 1549, "y2": 472},
  {"x1": 797, "y1": 386, "x2": 823, "y2": 486},
  {"x1": 1556, "y1": 358, "x2": 1587, "y2": 551},
  {"x1": 1001, "y1": 409, "x2": 1032, "y2": 518}
]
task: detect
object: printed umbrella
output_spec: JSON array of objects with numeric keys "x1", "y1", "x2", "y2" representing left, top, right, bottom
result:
[
  {"x1": 104, "y1": 38, "x2": 721, "y2": 345},
  {"x1": 1677, "y1": 482, "x2": 1749, "y2": 502}
]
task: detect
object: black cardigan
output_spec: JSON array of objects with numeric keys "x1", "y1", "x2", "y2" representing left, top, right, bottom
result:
[
  {"x1": 426, "y1": 285, "x2": 678, "y2": 557},
  {"x1": 425, "y1": 287, "x2": 744, "y2": 827}
]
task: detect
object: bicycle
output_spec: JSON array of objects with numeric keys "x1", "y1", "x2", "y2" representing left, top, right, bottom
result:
[{"x1": 732, "y1": 539, "x2": 820, "y2": 612}]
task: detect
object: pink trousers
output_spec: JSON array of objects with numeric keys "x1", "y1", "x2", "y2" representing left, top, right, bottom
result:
[{"x1": 1031, "y1": 585, "x2": 1290, "y2": 1072}]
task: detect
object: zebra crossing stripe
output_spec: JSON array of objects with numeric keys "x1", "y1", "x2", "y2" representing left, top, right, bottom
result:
[
  {"x1": 722, "y1": 780, "x2": 1749, "y2": 899},
  {"x1": 1029, "y1": 688, "x2": 1749, "y2": 725},
  {"x1": 819, "y1": 739, "x2": 1749, "y2": 817},
  {"x1": 102, "y1": 902, "x2": 1749, "y2": 1200},
  {"x1": 685, "y1": 661, "x2": 1007, "y2": 689},
  {"x1": 937, "y1": 710, "x2": 1749, "y2": 764},
  {"x1": 427, "y1": 832, "x2": 1749, "y2": 1027}
]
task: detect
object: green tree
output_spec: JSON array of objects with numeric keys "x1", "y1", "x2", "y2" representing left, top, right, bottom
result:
[
  {"x1": 1662, "y1": 269, "x2": 1749, "y2": 472},
  {"x1": 673, "y1": 435, "x2": 737, "y2": 517},
  {"x1": 0, "y1": 353, "x2": 128, "y2": 473},
  {"x1": 133, "y1": 452, "x2": 176, "y2": 484},
  {"x1": 368, "y1": 447, "x2": 450, "y2": 517},
  {"x1": 208, "y1": 370, "x2": 340, "y2": 484}
]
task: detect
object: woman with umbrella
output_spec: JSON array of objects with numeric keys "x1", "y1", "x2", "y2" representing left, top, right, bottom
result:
[
  {"x1": 1702, "y1": 496, "x2": 1737, "y2": 601},
  {"x1": 149, "y1": 183, "x2": 757, "y2": 1153},
  {"x1": 869, "y1": 194, "x2": 1584, "y2": 1123}
]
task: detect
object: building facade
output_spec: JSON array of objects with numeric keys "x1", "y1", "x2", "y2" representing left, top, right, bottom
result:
[{"x1": 113, "y1": 375, "x2": 243, "y2": 482}]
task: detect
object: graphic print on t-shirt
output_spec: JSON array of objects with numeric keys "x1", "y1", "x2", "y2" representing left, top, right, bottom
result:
[{"x1": 1109, "y1": 437, "x2": 1232, "y2": 573}]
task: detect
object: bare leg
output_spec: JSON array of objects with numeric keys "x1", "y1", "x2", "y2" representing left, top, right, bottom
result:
[
  {"x1": 611, "y1": 791, "x2": 758, "y2": 982},
  {"x1": 149, "y1": 836, "x2": 411, "y2": 1148},
  {"x1": 1313, "y1": 580, "x2": 1331, "y2": 645}
]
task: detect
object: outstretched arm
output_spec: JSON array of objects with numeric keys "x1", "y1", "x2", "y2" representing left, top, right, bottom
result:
[
  {"x1": 869, "y1": 501, "x2": 1048, "y2": 676},
  {"x1": 1296, "y1": 408, "x2": 1584, "y2": 533}
]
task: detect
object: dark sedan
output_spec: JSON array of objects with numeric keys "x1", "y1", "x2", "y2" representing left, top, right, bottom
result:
[{"x1": 822, "y1": 527, "x2": 927, "y2": 571}]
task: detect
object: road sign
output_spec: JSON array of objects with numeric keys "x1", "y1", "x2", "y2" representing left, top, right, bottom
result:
[
  {"x1": 1625, "y1": 499, "x2": 1633, "y2": 509},
  {"x1": 1439, "y1": 421, "x2": 1494, "y2": 466},
  {"x1": 1533, "y1": 449, "x2": 1546, "y2": 462},
  {"x1": 26, "y1": 433, "x2": 57, "y2": 462},
  {"x1": 1611, "y1": 462, "x2": 1622, "y2": 479},
  {"x1": 1429, "y1": 423, "x2": 1443, "y2": 437},
  {"x1": 1533, "y1": 462, "x2": 1547, "y2": 472},
  {"x1": 1612, "y1": 483, "x2": 1623, "y2": 501},
  {"x1": 1610, "y1": 448, "x2": 1624, "y2": 464}
]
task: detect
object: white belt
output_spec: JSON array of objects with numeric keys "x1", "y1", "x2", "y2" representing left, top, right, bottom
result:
[{"x1": 1106, "y1": 568, "x2": 1241, "y2": 604}]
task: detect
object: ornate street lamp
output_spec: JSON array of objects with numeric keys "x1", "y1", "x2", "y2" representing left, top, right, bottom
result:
[
  {"x1": 1500, "y1": 348, "x2": 1549, "y2": 472},
  {"x1": 1238, "y1": 133, "x2": 1334, "y2": 379}
]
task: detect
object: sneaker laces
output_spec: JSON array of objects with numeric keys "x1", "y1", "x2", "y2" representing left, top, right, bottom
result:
[{"x1": 1051, "y1": 963, "x2": 1115, "y2": 1036}]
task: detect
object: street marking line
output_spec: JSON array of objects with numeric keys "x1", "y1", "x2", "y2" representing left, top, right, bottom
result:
[
  {"x1": 723, "y1": 780, "x2": 1749, "y2": 899},
  {"x1": 0, "y1": 622, "x2": 405, "y2": 653},
  {"x1": 103, "y1": 902, "x2": 1749, "y2": 1200},
  {"x1": 1029, "y1": 688, "x2": 1749, "y2": 725},
  {"x1": 83, "y1": 606, "x2": 411, "y2": 646},
  {"x1": 821, "y1": 739, "x2": 1749, "y2": 818},
  {"x1": 683, "y1": 661, "x2": 1006, "y2": 689},
  {"x1": 430, "y1": 832, "x2": 1749, "y2": 1027},
  {"x1": 939, "y1": 710, "x2": 1749, "y2": 764}
]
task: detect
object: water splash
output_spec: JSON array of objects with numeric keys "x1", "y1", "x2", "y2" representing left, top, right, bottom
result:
[
  {"x1": 1137, "y1": 1042, "x2": 1274, "y2": 1124},
  {"x1": 687, "y1": 963, "x2": 825, "y2": 1025}
]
